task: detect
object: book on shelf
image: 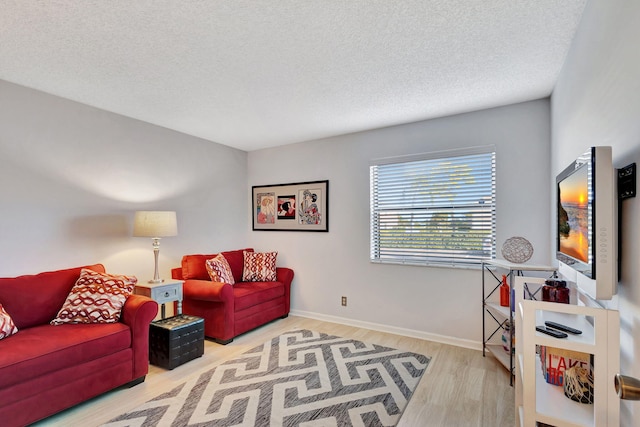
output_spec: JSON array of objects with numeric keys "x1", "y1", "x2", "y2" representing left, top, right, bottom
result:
[{"x1": 539, "y1": 345, "x2": 593, "y2": 387}]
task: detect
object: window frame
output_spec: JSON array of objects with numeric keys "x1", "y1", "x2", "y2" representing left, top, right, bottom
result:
[{"x1": 369, "y1": 146, "x2": 496, "y2": 268}]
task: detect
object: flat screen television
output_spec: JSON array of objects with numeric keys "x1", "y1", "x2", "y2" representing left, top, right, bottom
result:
[{"x1": 556, "y1": 146, "x2": 617, "y2": 300}]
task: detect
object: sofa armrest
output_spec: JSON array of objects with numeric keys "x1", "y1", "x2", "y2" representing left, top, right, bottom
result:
[
  {"x1": 182, "y1": 279, "x2": 234, "y2": 303},
  {"x1": 121, "y1": 294, "x2": 159, "y2": 380},
  {"x1": 276, "y1": 267, "x2": 294, "y2": 314},
  {"x1": 276, "y1": 267, "x2": 294, "y2": 287}
]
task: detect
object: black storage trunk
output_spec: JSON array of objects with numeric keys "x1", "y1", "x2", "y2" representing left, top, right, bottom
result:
[{"x1": 149, "y1": 314, "x2": 204, "y2": 370}]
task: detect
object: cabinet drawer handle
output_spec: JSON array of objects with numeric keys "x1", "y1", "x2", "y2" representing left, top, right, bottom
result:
[{"x1": 164, "y1": 291, "x2": 170, "y2": 298}]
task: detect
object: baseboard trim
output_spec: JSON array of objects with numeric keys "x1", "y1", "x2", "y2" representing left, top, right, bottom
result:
[{"x1": 289, "y1": 309, "x2": 482, "y2": 351}]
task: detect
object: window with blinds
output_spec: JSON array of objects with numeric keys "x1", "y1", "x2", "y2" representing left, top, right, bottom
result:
[{"x1": 370, "y1": 147, "x2": 496, "y2": 267}]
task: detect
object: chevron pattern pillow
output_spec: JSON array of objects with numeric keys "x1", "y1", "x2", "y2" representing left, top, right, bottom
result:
[{"x1": 51, "y1": 269, "x2": 136, "y2": 325}]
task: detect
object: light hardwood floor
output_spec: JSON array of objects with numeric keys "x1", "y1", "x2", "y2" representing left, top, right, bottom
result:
[{"x1": 33, "y1": 316, "x2": 515, "y2": 426}]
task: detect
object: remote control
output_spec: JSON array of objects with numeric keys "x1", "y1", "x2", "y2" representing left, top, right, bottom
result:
[
  {"x1": 545, "y1": 321, "x2": 582, "y2": 335},
  {"x1": 536, "y1": 326, "x2": 568, "y2": 338}
]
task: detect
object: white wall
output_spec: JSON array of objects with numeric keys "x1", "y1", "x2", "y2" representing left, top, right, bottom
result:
[
  {"x1": 0, "y1": 80, "x2": 552, "y2": 348},
  {"x1": 551, "y1": 0, "x2": 640, "y2": 424},
  {"x1": 248, "y1": 99, "x2": 552, "y2": 346},
  {"x1": 0, "y1": 80, "x2": 248, "y2": 280}
]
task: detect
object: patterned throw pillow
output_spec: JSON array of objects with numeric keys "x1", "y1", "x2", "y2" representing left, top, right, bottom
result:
[
  {"x1": 242, "y1": 251, "x2": 278, "y2": 282},
  {"x1": 51, "y1": 269, "x2": 137, "y2": 325},
  {"x1": 205, "y1": 254, "x2": 235, "y2": 285},
  {"x1": 0, "y1": 303, "x2": 18, "y2": 340}
]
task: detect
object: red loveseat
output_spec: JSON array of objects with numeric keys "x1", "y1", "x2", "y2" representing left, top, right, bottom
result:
[
  {"x1": 171, "y1": 248, "x2": 294, "y2": 344},
  {"x1": 0, "y1": 264, "x2": 158, "y2": 427}
]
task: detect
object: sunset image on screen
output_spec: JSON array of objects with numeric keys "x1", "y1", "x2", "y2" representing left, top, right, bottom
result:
[{"x1": 558, "y1": 164, "x2": 589, "y2": 263}]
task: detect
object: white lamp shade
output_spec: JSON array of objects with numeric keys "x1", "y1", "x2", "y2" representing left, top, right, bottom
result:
[{"x1": 133, "y1": 211, "x2": 178, "y2": 237}]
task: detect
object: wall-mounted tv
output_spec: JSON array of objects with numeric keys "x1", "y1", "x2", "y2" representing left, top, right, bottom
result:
[{"x1": 556, "y1": 146, "x2": 617, "y2": 300}]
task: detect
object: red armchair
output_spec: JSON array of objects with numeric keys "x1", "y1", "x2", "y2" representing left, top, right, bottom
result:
[{"x1": 171, "y1": 248, "x2": 294, "y2": 344}]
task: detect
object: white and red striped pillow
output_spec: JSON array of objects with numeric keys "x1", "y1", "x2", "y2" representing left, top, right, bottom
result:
[
  {"x1": 0, "y1": 303, "x2": 18, "y2": 340},
  {"x1": 242, "y1": 251, "x2": 278, "y2": 282},
  {"x1": 206, "y1": 254, "x2": 235, "y2": 285},
  {"x1": 51, "y1": 269, "x2": 137, "y2": 325}
]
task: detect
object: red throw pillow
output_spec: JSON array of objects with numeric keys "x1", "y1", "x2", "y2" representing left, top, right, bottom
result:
[
  {"x1": 206, "y1": 254, "x2": 235, "y2": 285},
  {"x1": 182, "y1": 254, "x2": 217, "y2": 280},
  {"x1": 0, "y1": 303, "x2": 18, "y2": 340},
  {"x1": 51, "y1": 269, "x2": 137, "y2": 324},
  {"x1": 242, "y1": 251, "x2": 277, "y2": 282}
]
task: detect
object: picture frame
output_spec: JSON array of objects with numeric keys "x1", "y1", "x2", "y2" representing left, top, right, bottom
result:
[{"x1": 252, "y1": 180, "x2": 329, "y2": 231}]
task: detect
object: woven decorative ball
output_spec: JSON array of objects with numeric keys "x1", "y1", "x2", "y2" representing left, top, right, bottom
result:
[
  {"x1": 564, "y1": 365, "x2": 594, "y2": 404},
  {"x1": 501, "y1": 236, "x2": 533, "y2": 263}
]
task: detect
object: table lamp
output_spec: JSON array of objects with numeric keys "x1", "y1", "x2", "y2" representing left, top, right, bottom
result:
[{"x1": 133, "y1": 211, "x2": 178, "y2": 283}]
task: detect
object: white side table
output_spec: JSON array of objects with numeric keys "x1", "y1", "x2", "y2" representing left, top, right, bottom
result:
[{"x1": 134, "y1": 280, "x2": 183, "y2": 319}]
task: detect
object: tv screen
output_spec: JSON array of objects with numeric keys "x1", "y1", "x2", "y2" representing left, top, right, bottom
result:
[
  {"x1": 556, "y1": 146, "x2": 617, "y2": 300},
  {"x1": 557, "y1": 162, "x2": 590, "y2": 266}
]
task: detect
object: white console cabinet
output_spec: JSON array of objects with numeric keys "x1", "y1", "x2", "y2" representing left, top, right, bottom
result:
[{"x1": 514, "y1": 276, "x2": 620, "y2": 426}]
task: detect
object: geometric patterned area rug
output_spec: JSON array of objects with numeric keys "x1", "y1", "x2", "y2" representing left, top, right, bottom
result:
[{"x1": 102, "y1": 329, "x2": 430, "y2": 427}]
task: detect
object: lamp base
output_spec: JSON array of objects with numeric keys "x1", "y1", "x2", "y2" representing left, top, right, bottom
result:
[{"x1": 150, "y1": 239, "x2": 163, "y2": 284}]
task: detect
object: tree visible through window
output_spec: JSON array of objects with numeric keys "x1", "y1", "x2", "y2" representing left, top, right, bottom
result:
[{"x1": 370, "y1": 147, "x2": 496, "y2": 266}]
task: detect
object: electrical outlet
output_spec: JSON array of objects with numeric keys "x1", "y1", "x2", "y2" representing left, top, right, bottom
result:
[{"x1": 341, "y1": 296, "x2": 347, "y2": 306}]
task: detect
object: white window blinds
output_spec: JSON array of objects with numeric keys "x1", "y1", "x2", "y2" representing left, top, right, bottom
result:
[{"x1": 370, "y1": 147, "x2": 496, "y2": 267}]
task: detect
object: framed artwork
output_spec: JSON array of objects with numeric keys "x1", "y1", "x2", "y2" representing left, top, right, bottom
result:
[{"x1": 252, "y1": 180, "x2": 329, "y2": 231}]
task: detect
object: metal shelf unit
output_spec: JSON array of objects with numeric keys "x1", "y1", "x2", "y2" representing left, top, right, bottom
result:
[{"x1": 481, "y1": 259, "x2": 556, "y2": 385}]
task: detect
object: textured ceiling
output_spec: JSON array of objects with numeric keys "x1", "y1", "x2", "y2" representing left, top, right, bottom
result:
[{"x1": 0, "y1": 1, "x2": 587, "y2": 151}]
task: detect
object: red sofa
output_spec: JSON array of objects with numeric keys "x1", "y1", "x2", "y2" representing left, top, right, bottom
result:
[
  {"x1": 171, "y1": 248, "x2": 294, "y2": 344},
  {"x1": 0, "y1": 264, "x2": 158, "y2": 427}
]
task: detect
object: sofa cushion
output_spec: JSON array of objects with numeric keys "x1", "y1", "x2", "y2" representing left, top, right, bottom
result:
[
  {"x1": 182, "y1": 248, "x2": 253, "y2": 281},
  {"x1": 0, "y1": 349, "x2": 133, "y2": 425},
  {"x1": 242, "y1": 251, "x2": 278, "y2": 282},
  {"x1": 0, "y1": 264, "x2": 105, "y2": 329},
  {"x1": 233, "y1": 281, "x2": 284, "y2": 312},
  {"x1": 206, "y1": 254, "x2": 235, "y2": 285},
  {"x1": 0, "y1": 304, "x2": 18, "y2": 340},
  {"x1": 0, "y1": 322, "x2": 131, "y2": 390},
  {"x1": 51, "y1": 269, "x2": 136, "y2": 325},
  {"x1": 182, "y1": 254, "x2": 217, "y2": 280}
]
